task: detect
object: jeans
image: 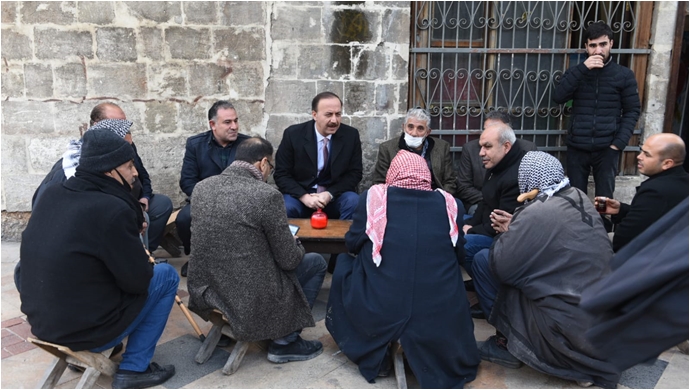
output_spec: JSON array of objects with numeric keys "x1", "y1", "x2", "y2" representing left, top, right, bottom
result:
[
  {"x1": 461, "y1": 234, "x2": 494, "y2": 279},
  {"x1": 471, "y1": 249, "x2": 500, "y2": 319},
  {"x1": 273, "y1": 253, "x2": 327, "y2": 343},
  {"x1": 175, "y1": 202, "x2": 192, "y2": 255},
  {"x1": 283, "y1": 191, "x2": 359, "y2": 220},
  {"x1": 91, "y1": 263, "x2": 180, "y2": 372},
  {"x1": 146, "y1": 194, "x2": 173, "y2": 252},
  {"x1": 567, "y1": 147, "x2": 621, "y2": 198}
]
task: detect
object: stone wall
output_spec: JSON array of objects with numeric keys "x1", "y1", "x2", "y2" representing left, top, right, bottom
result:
[{"x1": 1, "y1": 1, "x2": 411, "y2": 239}]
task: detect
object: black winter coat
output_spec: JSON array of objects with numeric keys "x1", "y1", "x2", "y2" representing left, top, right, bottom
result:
[
  {"x1": 553, "y1": 59, "x2": 640, "y2": 151},
  {"x1": 20, "y1": 174, "x2": 152, "y2": 351},
  {"x1": 611, "y1": 165, "x2": 689, "y2": 251},
  {"x1": 467, "y1": 142, "x2": 526, "y2": 237}
]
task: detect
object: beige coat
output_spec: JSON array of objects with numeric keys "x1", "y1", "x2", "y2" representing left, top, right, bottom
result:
[{"x1": 187, "y1": 164, "x2": 313, "y2": 341}]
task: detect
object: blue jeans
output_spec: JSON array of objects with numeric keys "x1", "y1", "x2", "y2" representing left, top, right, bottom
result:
[
  {"x1": 91, "y1": 263, "x2": 180, "y2": 372},
  {"x1": 471, "y1": 249, "x2": 500, "y2": 319},
  {"x1": 273, "y1": 253, "x2": 327, "y2": 343},
  {"x1": 461, "y1": 234, "x2": 494, "y2": 279},
  {"x1": 283, "y1": 191, "x2": 359, "y2": 220}
]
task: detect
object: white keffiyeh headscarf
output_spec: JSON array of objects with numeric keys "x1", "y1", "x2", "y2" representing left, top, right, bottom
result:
[
  {"x1": 62, "y1": 119, "x2": 132, "y2": 178},
  {"x1": 518, "y1": 151, "x2": 570, "y2": 199}
]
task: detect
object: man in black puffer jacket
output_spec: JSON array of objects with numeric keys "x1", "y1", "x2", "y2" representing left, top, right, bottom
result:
[{"x1": 554, "y1": 21, "x2": 640, "y2": 199}]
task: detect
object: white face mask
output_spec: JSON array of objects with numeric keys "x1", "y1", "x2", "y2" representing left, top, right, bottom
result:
[{"x1": 404, "y1": 133, "x2": 425, "y2": 149}]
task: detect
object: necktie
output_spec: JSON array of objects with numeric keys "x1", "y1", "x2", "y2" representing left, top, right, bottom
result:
[{"x1": 317, "y1": 138, "x2": 329, "y2": 193}]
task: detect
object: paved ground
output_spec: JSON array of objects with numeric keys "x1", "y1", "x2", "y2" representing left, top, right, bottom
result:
[{"x1": 2, "y1": 241, "x2": 687, "y2": 389}]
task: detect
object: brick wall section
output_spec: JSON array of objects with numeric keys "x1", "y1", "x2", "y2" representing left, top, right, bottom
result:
[{"x1": 1, "y1": 1, "x2": 411, "y2": 240}]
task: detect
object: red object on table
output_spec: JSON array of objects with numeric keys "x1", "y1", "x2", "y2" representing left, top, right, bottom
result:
[{"x1": 311, "y1": 208, "x2": 328, "y2": 229}]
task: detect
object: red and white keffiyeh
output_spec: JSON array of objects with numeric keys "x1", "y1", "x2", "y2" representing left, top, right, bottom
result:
[{"x1": 366, "y1": 150, "x2": 458, "y2": 266}]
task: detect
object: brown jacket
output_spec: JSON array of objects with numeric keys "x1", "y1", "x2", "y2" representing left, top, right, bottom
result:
[{"x1": 187, "y1": 163, "x2": 314, "y2": 341}]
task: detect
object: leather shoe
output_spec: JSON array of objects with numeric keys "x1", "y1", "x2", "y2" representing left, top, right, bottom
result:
[
  {"x1": 111, "y1": 362, "x2": 175, "y2": 389},
  {"x1": 267, "y1": 336, "x2": 323, "y2": 363},
  {"x1": 216, "y1": 334, "x2": 233, "y2": 348},
  {"x1": 180, "y1": 261, "x2": 188, "y2": 277},
  {"x1": 464, "y1": 279, "x2": 475, "y2": 292},
  {"x1": 477, "y1": 336, "x2": 523, "y2": 369}
]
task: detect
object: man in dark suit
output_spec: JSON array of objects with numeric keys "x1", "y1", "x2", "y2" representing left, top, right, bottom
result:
[
  {"x1": 274, "y1": 92, "x2": 362, "y2": 219},
  {"x1": 596, "y1": 133, "x2": 688, "y2": 252},
  {"x1": 176, "y1": 100, "x2": 250, "y2": 266}
]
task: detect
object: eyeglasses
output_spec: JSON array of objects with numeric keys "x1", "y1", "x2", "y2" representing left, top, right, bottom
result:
[{"x1": 266, "y1": 159, "x2": 275, "y2": 176}]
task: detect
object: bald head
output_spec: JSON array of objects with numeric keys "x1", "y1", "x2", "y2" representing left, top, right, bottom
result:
[
  {"x1": 637, "y1": 133, "x2": 686, "y2": 176},
  {"x1": 90, "y1": 103, "x2": 126, "y2": 127}
]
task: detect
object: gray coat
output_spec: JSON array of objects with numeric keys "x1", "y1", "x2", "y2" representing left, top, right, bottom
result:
[{"x1": 187, "y1": 164, "x2": 314, "y2": 341}]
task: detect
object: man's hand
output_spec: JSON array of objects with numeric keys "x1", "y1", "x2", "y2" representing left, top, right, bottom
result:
[
  {"x1": 462, "y1": 224, "x2": 472, "y2": 235},
  {"x1": 314, "y1": 192, "x2": 332, "y2": 208},
  {"x1": 299, "y1": 193, "x2": 325, "y2": 209},
  {"x1": 490, "y1": 209, "x2": 512, "y2": 233},
  {"x1": 139, "y1": 198, "x2": 149, "y2": 212},
  {"x1": 584, "y1": 54, "x2": 605, "y2": 70},
  {"x1": 595, "y1": 197, "x2": 621, "y2": 215},
  {"x1": 609, "y1": 145, "x2": 619, "y2": 150}
]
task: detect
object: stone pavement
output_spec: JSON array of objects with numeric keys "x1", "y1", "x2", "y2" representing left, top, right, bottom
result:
[{"x1": 1, "y1": 241, "x2": 687, "y2": 389}]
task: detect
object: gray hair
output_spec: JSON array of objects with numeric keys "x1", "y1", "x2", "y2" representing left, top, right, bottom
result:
[
  {"x1": 488, "y1": 122, "x2": 517, "y2": 145},
  {"x1": 405, "y1": 108, "x2": 431, "y2": 128}
]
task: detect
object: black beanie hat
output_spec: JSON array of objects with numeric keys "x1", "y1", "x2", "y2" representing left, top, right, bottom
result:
[{"x1": 79, "y1": 128, "x2": 135, "y2": 173}]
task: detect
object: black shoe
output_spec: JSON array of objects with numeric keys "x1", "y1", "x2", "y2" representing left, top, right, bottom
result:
[
  {"x1": 181, "y1": 262, "x2": 188, "y2": 277},
  {"x1": 68, "y1": 342, "x2": 124, "y2": 372},
  {"x1": 267, "y1": 336, "x2": 323, "y2": 363},
  {"x1": 153, "y1": 257, "x2": 168, "y2": 264},
  {"x1": 464, "y1": 279, "x2": 475, "y2": 292},
  {"x1": 470, "y1": 304, "x2": 486, "y2": 319},
  {"x1": 377, "y1": 351, "x2": 392, "y2": 377},
  {"x1": 477, "y1": 336, "x2": 523, "y2": 369},
  {"x1": 216, "y1": 334, "x2": 233, "y2": 348},
  {"x1": 111, "y1": 362, "x2": 175, "y2": 389}
]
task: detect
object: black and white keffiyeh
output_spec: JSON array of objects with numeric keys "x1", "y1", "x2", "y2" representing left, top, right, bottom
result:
[
  {"x1": 518, "y1": 151, "x2": 570, "y2": 198},
  {"x1": 62, "y1": 119, "x2": 132, "y2": 178}
]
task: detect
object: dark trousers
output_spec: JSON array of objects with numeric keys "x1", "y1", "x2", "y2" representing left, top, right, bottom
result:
[
  {"x1": 566, "y1": 147, "x2": 621, "y2": 198},
  {"x1": 175, "y1": 202, "x2": 192, "y2": 255},
  {"x1": 471, "y1": 249, "x2": 500, "y2": 319},
  {"x1": 146, "y1": 194, "x2": 173, "y2": 252},
  {"x1": 273, "y1": 253, "x2": 327, "y2": 343}
]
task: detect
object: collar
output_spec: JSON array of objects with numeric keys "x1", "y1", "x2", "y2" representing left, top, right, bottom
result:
[
  {"x1": 230, "y1": 160, "x2": 264, "y2": 181},
  {"x1": 489, "y1": 141, "x2": 523, "y2": 174},
  {"x1": 314, "y1": 124, "x2": 332, "y2": 144},
  {"x1": 646, "y1": 165, "x2": 687, "y2": 181},
  {"x1": 207, "y1": 130, "x2": 234, "y2": 149}
]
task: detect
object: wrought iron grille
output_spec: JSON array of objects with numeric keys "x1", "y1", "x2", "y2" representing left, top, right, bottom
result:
[{"x1": 409, "y1": 1, "x2": 653, "y2": 174}]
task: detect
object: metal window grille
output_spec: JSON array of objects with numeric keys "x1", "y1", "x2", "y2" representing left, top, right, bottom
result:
[{"x1": 409, "y1": 1, "x2": 652, "y2": 174}]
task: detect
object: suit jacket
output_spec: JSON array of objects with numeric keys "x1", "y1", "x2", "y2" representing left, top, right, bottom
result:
[
  {"x1": 612, "y1": 165, "x2": 689, "y2": 252},
  {"x1": 187, "y1": 164, "x2": 314, "y2": 341},
  {"x1": 274, "y1": 120, "x2": 362, "y2": 198},
  {"x1": 371, "y1": 134, "x2": 458, "y2": 194},
  {"x1": 456, "y1": 138, "x2": 537, "y2": 208},
  {"x1": 179, "y1": 130, "x2": 250, "y2": 197}
]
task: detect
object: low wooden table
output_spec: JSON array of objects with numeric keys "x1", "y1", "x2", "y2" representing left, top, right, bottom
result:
[{"x1": 288, "y1": 218, "x2": 352, "y2": 254}]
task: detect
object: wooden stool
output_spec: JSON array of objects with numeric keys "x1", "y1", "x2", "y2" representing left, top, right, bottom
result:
[
  {"x1": 194, "y1": 310, "x2": 250, "y2": 375},
  {"x1": 159, "y1": 209, "x2": 182, "y2": 257},
  {"x1": 28, "y1": 337, "x2": 118, "y2": 389},
  {"x1": 391, "y1": 340, "x2": 407, "y2": 389}
]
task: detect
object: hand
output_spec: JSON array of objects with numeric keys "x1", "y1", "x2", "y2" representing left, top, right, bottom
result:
[
  {"x1": 609, "y1": 145, "x2": 619, "y2": 150},
  {"x1": 299, "y1": 193, "x2": 325, "y2": 209},
  {"x1": 490, "y1": 209, "x2": 512, "y2": 233},
  {"x1": 462, "y1": 224, "x2": 472, "y2": 235},
  {"x1": 584, "y1": 54, "x2": 604, "y2": 70},
  {"x1": 139, "y1": 197, "x2": 149, "y2": 212},
  {"x1": 314, "y1": 192, "x2": 332, "y2": 207},
  {"x1": 594, "y1": 197, "x2": 621, "y2": 215}
]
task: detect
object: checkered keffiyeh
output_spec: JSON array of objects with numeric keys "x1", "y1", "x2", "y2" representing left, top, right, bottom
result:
[
  {"x1": 518, "y1": 151, "x2": 570, "y2": 198},
  {"x1": 366, "y1": 150, "x2": 458, "y2": 267},
  {"x1": 61, "y1": 119, "x2": 132, "y2": 178}
]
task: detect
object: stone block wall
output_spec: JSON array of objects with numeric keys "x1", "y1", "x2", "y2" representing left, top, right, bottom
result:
[{"x1": 1, "y1": 1, "x2": 411, "y2": 240}]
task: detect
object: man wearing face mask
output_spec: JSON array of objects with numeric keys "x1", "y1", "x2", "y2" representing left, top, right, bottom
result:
[
  {"x1": 372, "y1": 108, "x2": 458, "y2": 194},
  {"x1": 20, "y1": 129, "x2": 179, "y2": 389},
  {"x1": 188, "y1": 137, "x2": 327, "y2": 364}
]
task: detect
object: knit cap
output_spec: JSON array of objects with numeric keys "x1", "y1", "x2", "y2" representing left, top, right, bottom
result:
[{"x1": 78, "y1": 126, "x2": 134, "y2": 173}]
